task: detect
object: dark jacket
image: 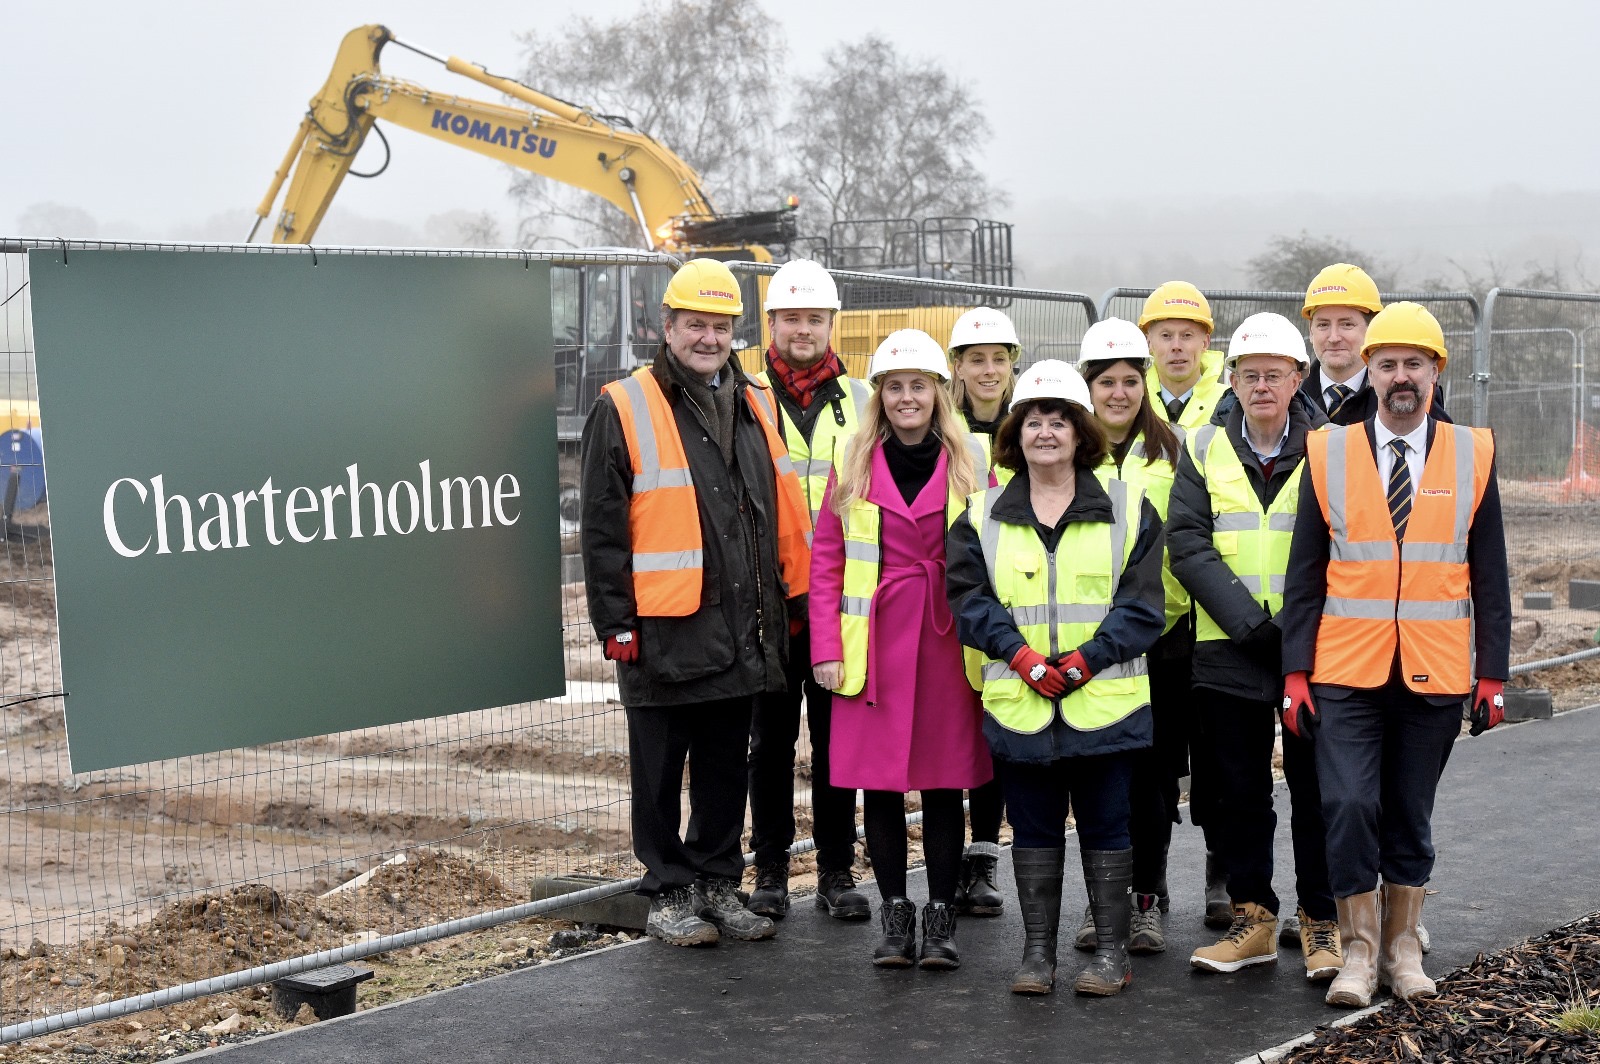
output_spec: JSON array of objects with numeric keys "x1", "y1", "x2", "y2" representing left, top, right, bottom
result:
[
  {"x1": 1299, "y1": 361, "x2": 1451, "y2": 425},
  {"x1": 1167, "y1": 399, "x2": 1320, "y2": 702},
  {"x1": 1280, "y1": 418, "x2": 1512, "y2": 703},
  {"x1": 947, "y1": 466, "x2": 1166, "y2": 762},
  {"x1": 580, "y1": 351, "x2": 795, "y2": 707}
]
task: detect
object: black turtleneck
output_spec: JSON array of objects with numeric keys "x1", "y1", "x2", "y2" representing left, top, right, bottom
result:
[{"x1": 883, "y1": 433, "x2": 941, "y2": 504}]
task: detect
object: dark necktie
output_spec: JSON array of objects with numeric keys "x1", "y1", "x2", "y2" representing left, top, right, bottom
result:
[
  {"x1": 1166, "y1": 396, "x2": 1187, "y2": 422},
  {"x1": 1387, "y1": 438, "x2": 1412, "y2": 540},
  {"x1": 1326, "y1": 383, "x2": 1354, "y2": 420}
]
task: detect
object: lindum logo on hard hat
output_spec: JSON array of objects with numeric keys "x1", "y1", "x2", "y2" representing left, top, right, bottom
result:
[
  {"x1": 1309, "y1": 285, "x2": 1350, "y2": 296},
  {"x1": 1166, "y1": 297, "x2": 1203, "y2": 309},
  {"x1": 699, "y1": 288, "x2": 736, "y2": 299}
]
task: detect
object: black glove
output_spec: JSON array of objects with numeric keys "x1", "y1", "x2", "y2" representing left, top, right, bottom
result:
[{"x1": 1241, "y1": 619, "x2": 1282, "y2": 668}]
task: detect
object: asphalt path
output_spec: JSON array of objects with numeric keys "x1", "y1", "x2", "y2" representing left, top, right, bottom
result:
[{"x1": 194, "y1": 704, "x2": 1600, "y2": 1064}]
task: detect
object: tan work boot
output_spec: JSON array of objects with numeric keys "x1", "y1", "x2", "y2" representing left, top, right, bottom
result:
[
  {"x1": 1379, "y1": 883, "x2": 1436, "y2": 1000},
  {"x1": 1189, "y1": 901, "x2": 1278, "y2": 972},
  {"x1": 1325, "y1": 890, "x2": 1380, "y2": 1007},
  {"x1": 1296, "y1": 906, "x2": 1343, "y2": 982}
]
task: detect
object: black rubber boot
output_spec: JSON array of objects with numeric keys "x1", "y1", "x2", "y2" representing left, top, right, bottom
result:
[
  {"x1": 959, "y1": 843, "x2": 1005, "y2": 916},
  {"x1": 1010, "y1": 847, "x2": 1066, "y2": 994},
  {"x1": 872, "y1": 897, "x2": 917, "y2": 968},
  {"x1": 1073, "y1": 849, "x2": 1134, "y2": 996},
  {"x1": 919, "y1": 901, "x2": 960, "y2": 970}
]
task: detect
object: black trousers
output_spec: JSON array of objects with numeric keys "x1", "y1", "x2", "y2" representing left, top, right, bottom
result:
[
  {"x1": 864, "y1": 789, "x2": 965, "y2": 902},
  {"x1": 998, "y1": 753, "x2": 1135, "y2": 851},
  {"x1": 967, "y1": 773, "x2": 1004, "y2": 845},
  {"x1": 748, "y1": 628, "x2": 859, "y2": 872},
  {"x1": 1129, "y1": 637, "x2": 1190, "y2": 895},
  {"x1": 1314, "y1": 683, "x2": 1462, "y2": 897},
  {"x1": 1199, "y1": 686, "x2": 1334, "y2": 919},
  {"x1": 627, "y1": 697, "x2": 755, "y2": 896}
]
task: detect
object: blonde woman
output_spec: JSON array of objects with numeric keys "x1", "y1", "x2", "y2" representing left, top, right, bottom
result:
[{"x1": 811, "y1": 329, "x2": 990, "y2": 970}]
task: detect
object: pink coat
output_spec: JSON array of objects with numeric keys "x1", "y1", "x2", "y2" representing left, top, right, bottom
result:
[{"x1": 810, "y1": 445, "x2": 992, "y2": 793}]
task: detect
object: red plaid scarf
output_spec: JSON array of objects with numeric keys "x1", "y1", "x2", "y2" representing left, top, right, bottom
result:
[{"x1": 766, "y1": 346, "x2": 845, "y2": 409}]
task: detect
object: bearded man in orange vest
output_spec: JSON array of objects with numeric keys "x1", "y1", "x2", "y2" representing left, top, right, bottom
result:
[
  {"x1": 580, "y1": 259, "x2": 812, "y2": 948},
  {"x1": 1278, "y1": 302, "x2": 1510, "y2": 1009}
]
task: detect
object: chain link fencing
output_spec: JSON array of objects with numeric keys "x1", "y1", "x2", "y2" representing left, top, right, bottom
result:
[
  {"x1": 1478, "y1": 289, "x2": 1600, "y2": 695},
  {"x1": 1, "y1": 246, "x2": 1596, "y2": 1042}
]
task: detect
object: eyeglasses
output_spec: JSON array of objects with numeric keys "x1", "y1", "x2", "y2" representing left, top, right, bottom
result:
[{"x1": 1235, "y1": 370, "x2": 1294, "y2": 387}]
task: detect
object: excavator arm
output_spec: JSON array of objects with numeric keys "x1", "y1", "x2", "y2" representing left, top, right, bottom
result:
[{"x1": 251, "y1": 25, "x2": 790, "y2": 252}]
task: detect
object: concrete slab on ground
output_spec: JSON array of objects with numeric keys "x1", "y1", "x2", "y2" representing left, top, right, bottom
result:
[{"x1": 194, "y1": 705, "x2": 1600, "y2": 1064}]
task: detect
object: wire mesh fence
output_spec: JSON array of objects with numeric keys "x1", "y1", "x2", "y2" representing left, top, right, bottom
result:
[{"x1": 0, "y1": 244, "x2": 1596, "y2": 1042}]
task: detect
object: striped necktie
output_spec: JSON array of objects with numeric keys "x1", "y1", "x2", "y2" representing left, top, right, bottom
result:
[
  {"x1": 1326, "y1": 383, "x2": 1354, "y2": 420},
  {"x1": 1166, "y1": 396, "x2": 1187, "y2": 422},
  {"x1": 1387, "y1": 438, "x2": 1412, "y2": 540}
]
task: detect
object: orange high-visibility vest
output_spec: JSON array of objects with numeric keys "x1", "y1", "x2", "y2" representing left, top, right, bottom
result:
[
  {"x1": 1305, "y1": 422, "x2": 1493, "y2": 695},
  {"x1": 603, "y1": 368, "x2": 812, "y2": 617}
]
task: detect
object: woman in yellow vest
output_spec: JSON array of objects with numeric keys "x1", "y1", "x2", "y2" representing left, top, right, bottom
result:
[
  {"x1": 946, "y1": 360, "x2": 1167, "y2": 997},
  {"x1": 1068, "y1": 318, "x2": 1190, "y2": 959},
  {"x1": 946, "y1": 306, "x2": 1021, "y2": 918},
  {"x1": 811, "y1": 329, "x2": 991, "y2": 971}
]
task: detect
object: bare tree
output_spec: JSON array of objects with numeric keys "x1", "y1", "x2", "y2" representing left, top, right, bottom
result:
[
  {"x1": 777, "y1": 35, "x2": 1003, "y2": 232},
  {"x1": 511, "y1": 0, "x2": 782, "y2": 247},
  {"x1": 1246, "y1": 232, "x2": 1393, "y2": 291}
]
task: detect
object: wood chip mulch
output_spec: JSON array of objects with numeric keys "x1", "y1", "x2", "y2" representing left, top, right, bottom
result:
[{"x1": 1280, "y1": 910, "x2": 1600, "y2": 1062}]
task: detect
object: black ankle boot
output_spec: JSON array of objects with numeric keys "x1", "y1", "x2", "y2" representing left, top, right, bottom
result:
[
  {"x1": 1074, "y1": 848, "x2": 1134, "y2": 996},
  {"x1": 960, "y1": 843, "x2": 1005, "y2": 916},
  {"x1": 1010, "y1": 847, "x2": 1066, "y2": 994},
  {"x1": 919, "y1": 901, "x2": 960, "y2": 970},
  {"x1": 872, "y1": 897, "x2": 917, "y2": 968}
]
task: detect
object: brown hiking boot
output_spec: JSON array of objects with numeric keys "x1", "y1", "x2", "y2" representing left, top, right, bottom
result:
[
  {"x1": 1297, "y1": 907, "x2": 1343, "y2": 981},
  {"x1": 1190, "y1": 901, "x2": 1278, "y2": 973}
]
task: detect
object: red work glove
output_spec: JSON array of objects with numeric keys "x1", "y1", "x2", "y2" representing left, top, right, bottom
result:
[
  {"x1": 1054, "y1": 649, "x2": 1093, "y2": 694},
  {"x1": 1281, "y1": 671, "x2": 1318, "y2": 741},
  {"x1": 603, "y1": 630, "x2": 639, "y2": 664},
  {"x1": 1469, "y1": 678, "x2": 1505, "y2": 736},
  {"x1": 1010, "y1": 646, "x2": 1067, "y2": 698}
]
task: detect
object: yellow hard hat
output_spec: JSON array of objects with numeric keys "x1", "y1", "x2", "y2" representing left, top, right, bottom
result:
[
  {"x1": 1360, "y1": 301, "x2": 1447, "y2": 371},
  {"x1": 1302, "y1": 263, "x2": 1383, "y2": 319},
  {"x1": 663, "y1": 258, "x2": 743, "y2": 316},
  {"x1": 1138, "y1": 281, "x2": 1214, "y2": 332}
]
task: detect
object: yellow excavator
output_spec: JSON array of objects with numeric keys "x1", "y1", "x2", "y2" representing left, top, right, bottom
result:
[{"x1": 250, "y1": 26, "x2": 1013, "y2": 532}]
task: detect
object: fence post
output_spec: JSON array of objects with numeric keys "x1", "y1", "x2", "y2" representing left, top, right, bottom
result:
[{"x1": 1477, "y1": 288, "x2": 1499, "y2": 428}]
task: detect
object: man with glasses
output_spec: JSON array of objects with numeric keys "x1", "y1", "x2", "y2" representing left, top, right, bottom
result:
[{"x1": 1167, "y1": 313, "x2": 1341, "y2": 979}]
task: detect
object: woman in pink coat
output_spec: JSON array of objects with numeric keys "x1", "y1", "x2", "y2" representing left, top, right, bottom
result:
[{"x1": 811, "y1": 329, "x2": 993, "y2": 971}]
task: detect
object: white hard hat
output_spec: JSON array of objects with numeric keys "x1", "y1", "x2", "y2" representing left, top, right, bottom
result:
[
  {"x1": 1228, "y1": 312, "x2": 1310, "y2": 368},
  {"x1": 1075, "y1": 317, "x2": 1153, "y2": 370},
  {"x1": 764, "y1": 259, "x2": 840, "y2": 312},
  {"x1": 867, "y1": 329, "x2": 951, "y2": 383},
  {"x1": 1010, "y1": 359, "x2": 1093, "y2": 412},
  {"x1": 947, "y1": 306, "x2": 1020, "y2": 355}
]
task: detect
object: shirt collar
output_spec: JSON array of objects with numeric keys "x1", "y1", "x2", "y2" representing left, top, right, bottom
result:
[
  {"x1": 1325, "y1": 366, "x2": 1366, "y2": 396},
  {"x1": 1374, "y1": 417, "x2": 1428, "y2": 455},
  {"x1": 1246, "y1": 417, "x2": 1292, "y2": 462},
  {"x1": 1160, "y1": 385, "x2": 1194, "y2": 406}
]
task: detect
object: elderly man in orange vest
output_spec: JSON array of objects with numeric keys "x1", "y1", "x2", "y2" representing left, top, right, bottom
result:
[
  {"x1": 580, "y1": 259, "x2": 812, "y2": 948},
  {"x1": 1278, "y1": 302, "x2": 1511, "y2": 1008}
]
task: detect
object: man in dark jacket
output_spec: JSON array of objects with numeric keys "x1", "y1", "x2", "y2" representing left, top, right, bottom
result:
[
  {"x1": 1167, "y1": 313, "x2": 1342, "y2": 981},
  {"x1": 1300, "y1": 263, "x2": 1449, "y2": 425},
  {"x1": 580, "y1": 259, "x2": 807, "y2": 947}
]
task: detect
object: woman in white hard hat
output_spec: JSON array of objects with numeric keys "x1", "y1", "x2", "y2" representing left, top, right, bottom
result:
[
  {"x1": 945, "y1": 305, "x2": 1022, "y2": 919},
  {"x1": 947, "y1": 359, "x2": 1166, "y2": 997},
  {"x1": 810, "y1": 329, "x2": 991, "y2": 971},
  {"x1": 1068, "y1": 319, "x2": 1188, "y2": 961}
]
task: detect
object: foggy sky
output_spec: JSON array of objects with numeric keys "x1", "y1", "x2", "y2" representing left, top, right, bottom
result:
[{"x1": 6, "y1": 0, "x2": 1598, "y2": 293}]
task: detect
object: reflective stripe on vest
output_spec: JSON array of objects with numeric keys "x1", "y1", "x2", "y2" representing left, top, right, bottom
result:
[
  {"x1": 966, "y1": 478, "x2": 1149, "y2": 733},
  {"x1": 834, "y1": 462, "x2": 974, "y2": 698},
  {"x1": 758, "y1": 371, "x2": 871, "y2": 536},
  {"x1": 1187, "y1": 423, "x2": 1304, "y2": 644},
  {"x1": 1307, "y1": 423, "x2": 1492, "y2": 694},
  {"x1": 603, "y1": 368, "x2": 813, "y2": 617},
  {"x1": 1096, "y1": 427, "x2": 1186, "y2": 632}
]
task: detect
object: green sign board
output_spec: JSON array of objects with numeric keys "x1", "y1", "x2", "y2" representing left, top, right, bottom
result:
[{"x1": 28, "y1": 248, "x2": 562, "y2": 772}]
